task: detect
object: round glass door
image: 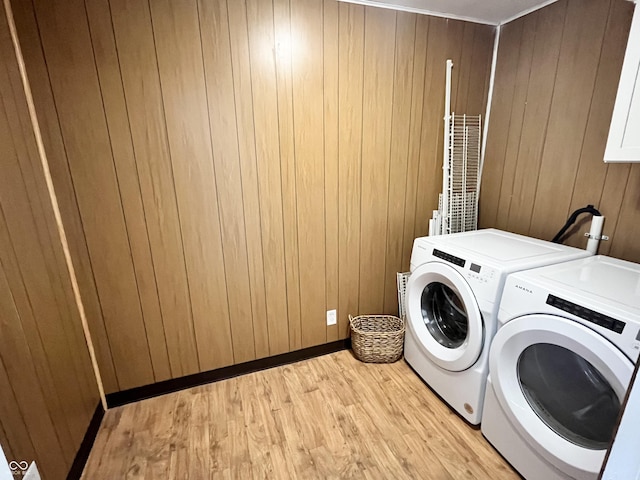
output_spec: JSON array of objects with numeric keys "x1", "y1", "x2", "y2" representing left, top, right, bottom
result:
[
  {"x1": 421, "y1": 282, "x2": 468, "y2": 348},
  {"x1": 518, "y1": 343, "x2": 621, "y2": 450},
  {"x1": 406, "y1": 261, "x2": 483, "y2": 372},
  {"x1": 489, "y1": 314, "x2": 633, "y2": 478}
]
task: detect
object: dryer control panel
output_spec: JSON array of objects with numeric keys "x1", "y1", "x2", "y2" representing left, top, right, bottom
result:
[
  {"x1": 546, "y1": 293, "x2": 640, "y2": 361},
  {"x1": 547, "y1": 294, "x2": 626, "y2": 334}
]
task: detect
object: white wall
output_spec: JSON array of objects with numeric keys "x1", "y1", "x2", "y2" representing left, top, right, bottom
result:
[
  {"x1": 0, "y1": 445, "x2": 13, "y2": 480},
  {"x1": 602, "y1": 366, "x2": 640, "y2": 480}
]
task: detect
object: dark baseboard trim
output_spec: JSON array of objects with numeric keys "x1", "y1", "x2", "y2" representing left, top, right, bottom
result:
[
  {"x1": 106, "y1": 338, "x2": 351, "y2": 408},
  {"x1": 67, "y1": 403, "x2": 104, "y2": 480}
]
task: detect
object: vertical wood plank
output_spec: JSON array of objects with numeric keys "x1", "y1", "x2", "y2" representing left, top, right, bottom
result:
[
  {"x1": 609, "y1": 164, "x2": 640, "y2": 261},
  {"x1": 382, "y1": 12, "x2": 415, "y2": 316},
  {"x1": 32, "y1": 0, "x2": 154, "y2": 389},
  {"x1": 565, "y1": 0, "x2": 633, "y2": 248},
  {"x1": 599, "y1": 163, "x2": 632, "y2": 256},
  {"x1": 198, "y1": 0, "x2": 256, "y2": 362},
  {"x1": 422, "y1": 19, "x2": 467, "y2": 231},
  {"x1": 413, "y1": 18, "x2": 451, "y2": 238},
  {"x1": 528, "y1": 0, "x2": 611, "y2": 241},
  {"x1": 0, "y1": 358, "x2": 36, "y2": 468},
  {"x1": 0, "y1": 255, "x2": 68, "y2": 477},
  {"x1": 0, "y1": 89, "x2": 75, "y2": 461},
  {"x1": 85, "y1": 0, "x2": 171, "y2": 382},
  {"x1": 417, "y1": 19, "x2": 468, "y2": 239},
  {"x1": 358, "y1": 7, "x2": 396, "y2": 315},
  {"x1": 0, "y1": 100, "x2": 100, "y2": 453},
  {"x1": 0, "y1": 19, "x2": 97, "y2": 418},
  {"x1": 504, "y1": 1, "x2": 567, "y2": 234},
  {"x1": 274, "y1": 0, "x2": 302, "y2": 350},
  {"x1": 494, "y1": 14, "x2": 537, "y2": 231},
  {"x1": 0, "y1": 9, "x2": 101, "y2": 475},
  {"x1": 478, "y1": 20, "x2": 524, "y2": 228},
  {"x1": 227, "y1": 0, "x2": 269, "y2": 360},
  {"x1": 110, "y1": 0, "x2": 200, "y2": 377},
  {"x1": 467, "y1": 25, "x2": 495, "y2": 116},
  {"x1": 0, "y1": 218, "x2": 75, "y2": 458},
  {"x1": 148, "y1": 0, "x2": 234, "y2": 370},
  {"x1": 401, "y1": 15, "x2": 428, "y2": 269},
  {"x1": 338, "y1": 3, "x2": 364, "y2": 337},
  {"x1": 452, "y1": 23, "x2": 475, "y2": 113},
  {"x1": 246, "y1": 0, "x2": 290, "y2": 356},
  {"x1": 324, "y1": 0, "x2": 340, "y2": 341},
  {"x1": 0, "y1": 44, "x2": 95, "y2": 446},
  {"x1": 292, "y1": 0, "x2": 326, "y2": 346},
  {"x1": 10, "y1": 0, "x2": 119, "y2": 393}
]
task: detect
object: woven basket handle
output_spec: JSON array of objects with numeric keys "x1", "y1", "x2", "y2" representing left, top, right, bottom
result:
[{"x1": 348, "y1": 314, "x2": 355, "y2": 329}]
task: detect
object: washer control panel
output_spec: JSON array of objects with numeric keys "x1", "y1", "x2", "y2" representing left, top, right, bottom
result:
[
  {"x1": 431, "y1": 248, "x2": 499, "y2": 300},
  {"x1": 465, "y1": 262, "x2": 497, "y2": 287},
  {"x1": 432, "y1": 249, "x2": 465, "y2": 267},
  {"x1": 465, "y1": 262, "x2": 499, "y2": 303}
]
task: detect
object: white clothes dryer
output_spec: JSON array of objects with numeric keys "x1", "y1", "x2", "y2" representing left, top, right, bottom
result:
[
  {"x1": 404, "y1": 229, "x2": 591, "y2": 424},
  {"x1": 482, "y1": 255, "x2": 640, "y2": 480}
]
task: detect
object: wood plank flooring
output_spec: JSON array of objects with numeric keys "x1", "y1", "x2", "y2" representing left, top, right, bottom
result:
[{"x1": 82, "y1": 351, "x2": 519, "y2": 479}]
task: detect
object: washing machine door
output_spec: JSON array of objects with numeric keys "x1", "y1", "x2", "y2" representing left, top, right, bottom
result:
[
  {"x1": 490, "y1": 314, "x2": 633, "y2": 479},
  {"x1": 406, "y1": 261, "x2": 483, "y2": 372}
]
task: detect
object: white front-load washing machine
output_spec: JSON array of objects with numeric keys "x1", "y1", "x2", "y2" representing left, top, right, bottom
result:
[
  {"x1": 482, "y1": 255, "x2": 640, "y2": 480},
  {"x1": 404, "y1": 229, "x2": 591, "y2": 424}
]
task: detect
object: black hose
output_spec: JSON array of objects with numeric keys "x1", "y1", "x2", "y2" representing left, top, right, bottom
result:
[{"x1": 552, "y1": 205, "x2": 602, "y2": 244}]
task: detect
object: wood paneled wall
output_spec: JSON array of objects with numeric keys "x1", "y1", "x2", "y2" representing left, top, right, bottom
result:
[
  {"x1": 0, "y1": 5, "x2": 99, "y2": 479},
  {"x1": 12, "y1": 0, "x2": 494, "y2": 393},
  {"x1": 480, "y1": 0, "x2": 640, "y2": 262}
]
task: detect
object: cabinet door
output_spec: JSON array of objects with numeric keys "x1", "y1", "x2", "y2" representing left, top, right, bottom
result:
[{"x1": 605, "y1": 4, "x2": 640, "y2": 163}]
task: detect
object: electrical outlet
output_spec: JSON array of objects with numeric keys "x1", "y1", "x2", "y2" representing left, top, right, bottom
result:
[{"x1": 326, "y1": 309, "x2": 337, "y2": 326}]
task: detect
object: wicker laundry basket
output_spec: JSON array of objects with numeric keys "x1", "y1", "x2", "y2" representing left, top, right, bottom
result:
[{"x1": 349, "y1": 314, "x2": 405, "y2": 363}]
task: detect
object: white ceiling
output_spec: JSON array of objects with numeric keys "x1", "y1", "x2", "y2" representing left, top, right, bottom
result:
[{"x1": 338, "y1": 0, "x2": 559, "y2": 25}]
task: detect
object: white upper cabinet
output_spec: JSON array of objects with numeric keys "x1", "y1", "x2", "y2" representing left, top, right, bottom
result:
[{"x1": 605, "y1": 2, "x2": 640, "y2": 163}]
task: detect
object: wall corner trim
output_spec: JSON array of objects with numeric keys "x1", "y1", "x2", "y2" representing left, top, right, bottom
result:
[
  {"x1": 1, "y1": 0, "x2": 107, "y2": 410},
  {"x1": 479, "y1": 24, "x2": 501, "y2": 194}
]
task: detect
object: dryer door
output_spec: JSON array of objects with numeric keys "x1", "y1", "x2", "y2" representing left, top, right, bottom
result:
[
  {"x1": 490, "y1": 314, "x2": 633, "y2": 480},
  {"x1": 406, "y1": 261, "x2": 483, "y2": 372}
]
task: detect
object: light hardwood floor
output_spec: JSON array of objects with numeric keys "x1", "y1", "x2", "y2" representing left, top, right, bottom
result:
[{"x1": 82, "y1": 351, "x2": 520, "y2": 479}]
